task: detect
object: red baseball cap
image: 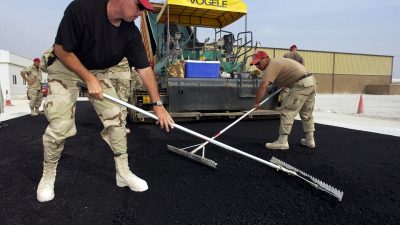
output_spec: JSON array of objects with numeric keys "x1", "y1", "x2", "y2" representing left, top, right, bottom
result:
[
  {"x1": 138, "y1": 0, "x2": 154, "y2": 11},
  {"x1": 250, "y1": 51, "x2": 269, "y2": 65},
  {"x1": 290, "y1": 45, "x2": 297, "y2": 50},
  {"x1": 33, "y1": 58, "x2": 40, "y2": 62}
]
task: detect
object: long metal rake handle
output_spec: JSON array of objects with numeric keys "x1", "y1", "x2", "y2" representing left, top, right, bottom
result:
[
  {"x1": 78, "y1": 84, "x2": 296, "y2": 176},
  {"x1": 78, "y1": 83, "x2": 342, "y2": 201},
  {"x1": 191, "y1": 87, "x2": 283, "y2": 154},
  {"x1": 116, "y1": 92, "x2": 342, "y2": 200}
]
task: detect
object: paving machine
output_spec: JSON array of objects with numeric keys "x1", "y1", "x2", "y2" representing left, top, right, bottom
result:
[{"x1": 129, "y1": 0, "x2": 279, "y2": 122}]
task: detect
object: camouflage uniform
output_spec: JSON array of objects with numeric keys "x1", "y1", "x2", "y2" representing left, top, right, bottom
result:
[
  {"x1": 107, "y1": 58, "x2": 132, "y2": 129},
  {"x1": 279, "y1": 76, "x2": 316, "y2": 136},
  {"x1": 261, "y1": 57, "x2": 316, "y2": 149},
  {"x1": 40, "y1": 47, "x2": 56, "y2": 73},
  {"x1": 22, "y1": 65, "x2": 43, "y2": 111},
  {"x1": 0, "y1": 81, "x2": 4, "y2": 114},
  {"x1": 43, "y1": 59, "x2": 128, "y2": 163},
  {"x1": 167, "y1": 60, "x2": 185, "y2": 78},
  {"x1": 131, "y1": 68, "x2": 143, "y2": 90},
  {"x1": 0, "y1": 81, "x2": 6, "y2": 128}
]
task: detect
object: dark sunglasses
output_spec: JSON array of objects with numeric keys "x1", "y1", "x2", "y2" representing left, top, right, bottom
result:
[{"x1": 137, "y1": 1, "x2": 145, "y2": 11}]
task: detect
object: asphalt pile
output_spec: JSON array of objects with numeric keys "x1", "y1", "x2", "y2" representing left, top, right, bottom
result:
[{"x1": 0, "y1": 102, "x2": 399, "y2": 225}]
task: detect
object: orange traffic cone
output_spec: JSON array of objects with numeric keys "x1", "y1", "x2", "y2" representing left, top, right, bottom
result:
[
  {"x1": 5, "y1": 90, "x2": 13, "y2": 106},
  {"x1": 357, "y1": 94, "x2": 364, "y2": 114}
]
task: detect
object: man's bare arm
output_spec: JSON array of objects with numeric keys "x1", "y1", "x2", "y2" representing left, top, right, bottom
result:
[
  {"x1": 54, "y1": 44, "x2": 103, "y2": 99},
  {"x1": 137, "y1": 67, "x2": 174, "y2": 132},
  {"x1": 254, "y1": 80, "x2": 271, "y2": 108},
  {"x1": 20, "y1": 71, "x2": 29, "y2": 81}
]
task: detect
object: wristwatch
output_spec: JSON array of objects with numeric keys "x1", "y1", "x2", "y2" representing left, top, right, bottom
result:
[{"x1": 152, "y1": 100, "x2": 163, "y2": 107}]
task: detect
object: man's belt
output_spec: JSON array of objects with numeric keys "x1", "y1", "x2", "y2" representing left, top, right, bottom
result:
[{"x1": 297, "y1": 73, "x2": 313, "y2": 82}]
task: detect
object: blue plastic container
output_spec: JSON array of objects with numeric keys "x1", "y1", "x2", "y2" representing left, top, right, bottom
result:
[{"x1": 185, "y1": 60, "x2": 220, "y2": 78}]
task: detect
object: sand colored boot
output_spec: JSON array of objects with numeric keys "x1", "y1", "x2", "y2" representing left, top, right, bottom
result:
[
  {"x1": 265, "y1": 135, "x2": 289, "y2": 150},
  {"x1": 301, "y1": 132, "x2": 316, "y2": 148},
  {"x1": 36, "y1": 107, "x2": 44, "y2": 115},
  {"x1": 31, "y1": 108, "x2": 38, "y2": 116},
  {"x1": 37, "y1": 162, "x2": 58, "y2": 202},
  {"x1": 114, "y1": 154, "x2": 148, "y2": 192}
]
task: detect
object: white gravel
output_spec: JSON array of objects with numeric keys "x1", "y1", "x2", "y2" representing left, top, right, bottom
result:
[{"x1": 309, "y1": 94, "x2": 400, "y2": 137}]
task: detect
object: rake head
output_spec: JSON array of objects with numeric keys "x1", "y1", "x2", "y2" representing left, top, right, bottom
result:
[
  {"x1": 167, "y1": 145, "x2": 218, "y2": 169},
  {"x1": 270, "y1": 157, "x2": 344, "y2": 201}
]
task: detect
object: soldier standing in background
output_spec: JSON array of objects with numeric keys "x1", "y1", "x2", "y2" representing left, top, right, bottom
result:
[
  {"x1": 283, "y1": 44, "x2": 304, "y2": 65},
  {"x1": 0, "y1": 80, "x2": 7, "y2": 128},
  {"x1": 20, "y1": 58, "x2": 43, "y2": 116}
]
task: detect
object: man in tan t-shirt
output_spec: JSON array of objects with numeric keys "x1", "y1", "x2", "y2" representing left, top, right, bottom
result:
[{"x1": 251, "y1": 51, "x2": 316, "y2": 150}]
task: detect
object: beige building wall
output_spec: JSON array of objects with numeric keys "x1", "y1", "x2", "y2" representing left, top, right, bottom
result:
[{"x1": 241, "y1": 47, "x2": 393, "y2": 94}]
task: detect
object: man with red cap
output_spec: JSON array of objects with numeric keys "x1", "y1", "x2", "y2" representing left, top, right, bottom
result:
[
  {"x1": 20, "y1": 58, "x2": 43, "y2": 116},
  {"x1": 37, "y1": 0, "x2": 174, "y2": 202},
  {"x1": 251, "y1": 51, "x2": 316, "y2": 151},
  {"x1": 283, "y1": 44, "x2": 304, "y2": 65}
]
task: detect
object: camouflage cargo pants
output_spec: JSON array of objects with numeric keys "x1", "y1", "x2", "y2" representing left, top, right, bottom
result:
[
  {"x1": 28, "y1": 88, "x2": 43, "y2": 109},
  {"x1": 279, "y1": 76, "x2": 316, "y2": 136},
  {"x1": 42, "y1": 59, "x2": 127, "y2": 164},
  {"x1": 109, "y1": 78, "x2": 131, "y2": 127},
  {"x1": 277, "y1": 87, "x2": 289, "y2": 106}
]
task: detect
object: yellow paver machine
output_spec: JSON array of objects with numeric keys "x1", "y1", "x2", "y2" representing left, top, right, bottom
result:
[{"x1": 129, "y1": 0, "x2": 280, "y2": 122}]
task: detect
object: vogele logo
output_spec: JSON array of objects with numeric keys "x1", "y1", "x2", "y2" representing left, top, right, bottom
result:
[{"x1": 190, "y1": 0, "x2": 228, "y2": 8}]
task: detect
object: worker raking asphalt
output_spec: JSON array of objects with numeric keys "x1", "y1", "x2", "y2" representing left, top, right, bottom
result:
[{"x1": 0, "y1": 102, "x2": 399, "y2": 224}]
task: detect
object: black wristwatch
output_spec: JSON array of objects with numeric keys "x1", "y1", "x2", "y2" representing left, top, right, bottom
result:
[{"x1": 152, "y1": 100, "x2": 163, "y2": 107}]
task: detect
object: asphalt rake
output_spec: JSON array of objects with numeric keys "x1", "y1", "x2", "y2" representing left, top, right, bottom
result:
[
  {"x1": 167, "y1": 87, "x2": 282, "y2": 169},
  {"x1": 77, "y1": 82, "x2": 343, "y2": 201}
]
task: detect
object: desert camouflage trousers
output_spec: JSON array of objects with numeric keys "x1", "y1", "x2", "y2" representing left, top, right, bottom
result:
[
  {"x1": 279, "y1": 76, "x2": 316, "y2": 136},
  {"x1": 109, "y1": 78, "x2": 131, "y2": 127},
  {"x1": 278, "y1": 87, "x2": 289, "y2": 105},
  {"x1": 42, "y1": 59, "x2": 127, "y2": 164},
  {"x1": 28, "y1": 88, "x2": 43, "y2": 109}
]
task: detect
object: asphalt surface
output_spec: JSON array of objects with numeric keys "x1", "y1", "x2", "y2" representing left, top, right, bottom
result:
[{"x1": 0, "y1": 102, "x2": 399, "y2": 225}]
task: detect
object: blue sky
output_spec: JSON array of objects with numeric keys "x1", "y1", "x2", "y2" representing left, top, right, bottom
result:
[{"x1": 1, "y1": 0, "x2": 399, "y2": 78}]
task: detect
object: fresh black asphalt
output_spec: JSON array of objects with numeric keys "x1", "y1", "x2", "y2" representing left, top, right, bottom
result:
[{"x1": 0, "y1": 102, "x2": 399, "y2": 225}]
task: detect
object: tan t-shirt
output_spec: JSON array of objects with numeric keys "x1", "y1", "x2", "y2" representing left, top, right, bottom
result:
[
  {"x1": 22, "y1": 65, "x2": 42, "y2": 90},
  {"x1": 261, "y1": 58, "x2": 309, "y2": 87}
]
